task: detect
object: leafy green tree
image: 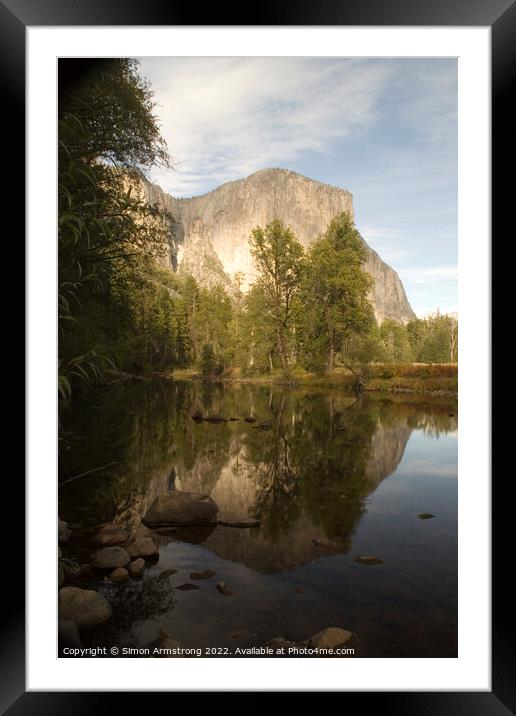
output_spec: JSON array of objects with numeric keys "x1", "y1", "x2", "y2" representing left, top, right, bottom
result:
[
  {"x1": 406, "y1": 313, "x2": 458, "y2": 363},
  {"x1": 172, "y1": 298, "x2": 193, "y2": 367},
  {"x1": 190, "y1": 285, "x2": 234, "y2": 367},
  {"x1": 250, "y1": 220, "x2": 304, "y2": 371},
  {"x1": 58, "y1": 59, "x2": 172, "y2": 394},
  {"x1": 406, "y1": 318, "x2": 429, "y2": 361},
  {"x1": 300, "y1": 212, "x2": 374, "y2": 372},
  {"x1": 200, "y1": 344, "x2": 219, "y2": 376},
  {"x1": 377, "y1": 319, "x2": 413, "y2": 362},
  {"x1": 418, "y1": 315, "x2": 451, "y2": 363},
  {"x1": 239, "y1": 284, "x2": 278, "y2": 373},
  {"x1": 340, "y1": 333, "x2": 387, "y2": 392},
  {"x1": 59, "y1": 59, "x2": 169, "y2": 171}
]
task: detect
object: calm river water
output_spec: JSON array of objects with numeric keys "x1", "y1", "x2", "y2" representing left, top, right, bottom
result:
[{"x1": 59, "y1": 380, "x2": 457, "y2": 657}]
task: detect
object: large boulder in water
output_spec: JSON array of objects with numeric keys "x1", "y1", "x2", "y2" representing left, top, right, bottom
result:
[
  {"x1": 92, "y1": 546, "x2": 131, "y2": 569},
  {"x1": 126, "y1": 536, "x2": 158, "y2": 558},
  {"x1": 143, "y1": 491, "x2": 218, "y2": 527},
  {"x1": 59, "y1": 586, "x2": 112, "y2": 629},
  {"x1": 94, "y1": 523, "x2": 129, "y2": 546}
]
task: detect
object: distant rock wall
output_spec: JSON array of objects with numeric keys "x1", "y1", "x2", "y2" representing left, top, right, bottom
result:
[{"x1": 144, "y1": 168, "x2": 415, "y2": 323}]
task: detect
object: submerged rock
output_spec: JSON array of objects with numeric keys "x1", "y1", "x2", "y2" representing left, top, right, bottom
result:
[
  {"x1": 92, "y1": 546, "x2": 131, "y2": 569},
  {"x1": 143, "y1": 491, "x2": 218, "y2": 527},
  {"x1": 218, "y1": 518, "x2": 260, "y2": 528},
  {"x1": 190, "y1": 569, "x2": 216, "y2": 580},
  {"x1": 94, "y1": 523, "x2": 128, "y2": 547},
  {"x1": 176, "y1": 583, "x2": 200, "y2": 591},
  {"x1": 313, "y1": 537, "x2": 339, "y2": 549},
  {"x1": 353, "y1": 555, "x2": 384, "y2": 565},
  {"x1": 308, "y1": 627, "x2": 353, "y2": 649},
  {"x1": 58, "y1": 586, "x2": 112, "y2": 629},
  {"x1": 126, "y1": 536, "x2": 158, "y2": 558},
  {"x1": 110, "y1": 567, "x2": 129, "y2": 583},
  {"x1": 128, "y1": 558, "x2": 145, "y2": 577},
  {"x1": 158, "y1": 568, "x2": 178, "y2": 580},
  {"x1": 216, "y1": 581, "x2": 233, "y2": 596}
]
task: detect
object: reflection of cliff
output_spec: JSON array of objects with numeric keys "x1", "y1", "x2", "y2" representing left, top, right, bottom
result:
[
  {"x1": 364, "y1": 423, "x2": 413, "y2": 486},
  {"x1": 200, "y1": 514, "x2": 337, "y2": 574},
  {"x1": 59, "y1": 382, "x2": 448, "y2": 575},
  {"x1": 174, "y1": 421, "x2": 413, "y2": 573}
]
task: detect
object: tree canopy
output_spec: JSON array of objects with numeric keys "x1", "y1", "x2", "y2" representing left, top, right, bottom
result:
[
  {"x1": 58, "y1": 59, "x2": 172, "y2": 396},
  {"x1": 250, "y1": 220, "x2": 304, "y2": 370},
  {"x1": 300, "y1": 212, "x2": 375, "y2": 371}
]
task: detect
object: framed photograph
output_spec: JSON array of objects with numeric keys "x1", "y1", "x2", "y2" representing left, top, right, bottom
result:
[{"x1": 4, "y1": 0, "x2": 509, "y2": 707}]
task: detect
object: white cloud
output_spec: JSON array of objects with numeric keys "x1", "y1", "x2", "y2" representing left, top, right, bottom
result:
[
  {"x1": 401, "y1": 266, "x2": 458, "y2": 284},
  {"x1": 139, "y1": 57, "x2": 392, "y2": 196}
]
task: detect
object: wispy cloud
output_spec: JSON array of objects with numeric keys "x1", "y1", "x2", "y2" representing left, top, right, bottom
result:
[
  {"x1": 401, "y1": 266, "x2": 458, "y2": 285},
  {"x1": 139, "y1": 57, "x2": 393, "y2": 196}
]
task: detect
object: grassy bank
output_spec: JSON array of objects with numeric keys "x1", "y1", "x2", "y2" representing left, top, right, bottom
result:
[{"x1": 163, "y1": 363, "x2": 457, "y2": 397}]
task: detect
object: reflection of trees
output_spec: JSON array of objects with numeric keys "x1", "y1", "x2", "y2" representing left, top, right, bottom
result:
[
  {"x1": 250, "y1": 395, "x2": 301, "y2": 536},
  {"x1": 288, "y1": 396, "x2": 378, "y2": 549},
  {"x1": 241, "y1": 392, "x2": 379, "y2": 550},
  {"x1": 372, "y1": 397, "x2": 457, "y2": 438},
  {"x1": 59, "y1": 380, "x2": 234, "y2": 526},
  {"x1": 59, "y1": 381, "x2": 456, "y2": 571}
]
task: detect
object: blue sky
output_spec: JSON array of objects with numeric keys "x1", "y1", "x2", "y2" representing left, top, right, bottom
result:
[{"x1": 138, "y1": 57, "x2": 457, "y2": 318}]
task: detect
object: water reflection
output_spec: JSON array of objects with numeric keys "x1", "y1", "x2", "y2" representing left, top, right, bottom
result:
[{"x1": 59, "y1": 381, "x2": 456, "y2": 574}]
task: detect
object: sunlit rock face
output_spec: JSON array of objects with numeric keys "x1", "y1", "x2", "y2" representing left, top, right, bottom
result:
[{"x1": 143, "y1": 168, "x2": 416, "y2": 324}]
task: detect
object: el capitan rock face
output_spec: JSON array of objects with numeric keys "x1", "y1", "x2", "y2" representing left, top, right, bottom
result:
[{"x1": 144, "y1": 168, "x2": 415, "y2": 324}]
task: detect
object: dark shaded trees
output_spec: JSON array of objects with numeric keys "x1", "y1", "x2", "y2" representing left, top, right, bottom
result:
[{"x1": 58, "y1": 59, "x2": 173, "y2": 394}]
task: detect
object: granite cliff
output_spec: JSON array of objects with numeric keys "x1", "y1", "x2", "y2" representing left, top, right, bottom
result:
[{"x1": 144, "y1": 168, "x2": 415, "y2": 324}]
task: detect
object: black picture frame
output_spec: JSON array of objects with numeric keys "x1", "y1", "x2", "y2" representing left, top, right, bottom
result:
[{"x1": 4, "y1": 0, "x2": 510, "y2": 709}]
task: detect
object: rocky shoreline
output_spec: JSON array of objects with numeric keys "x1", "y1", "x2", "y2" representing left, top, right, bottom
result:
[{"x1": 57, "y1": 490, "x2": 369, "y2": 656}]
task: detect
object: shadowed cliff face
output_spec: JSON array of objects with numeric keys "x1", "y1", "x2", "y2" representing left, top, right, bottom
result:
[
  {"x1": 144, "y1": 168, "x2": 415, "y2": 323},
  {"x1": 56, "y1": 382, "x2": 456, "y2": 575}
]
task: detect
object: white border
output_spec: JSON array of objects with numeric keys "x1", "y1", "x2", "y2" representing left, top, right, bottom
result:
[{"x1": 27, "y1": 27, "x2": 490, "y2": 691}]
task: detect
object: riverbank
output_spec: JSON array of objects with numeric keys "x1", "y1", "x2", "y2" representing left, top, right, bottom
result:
[{"x1": 148, "y1": 363, "x2": 458, "y2": 398}]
